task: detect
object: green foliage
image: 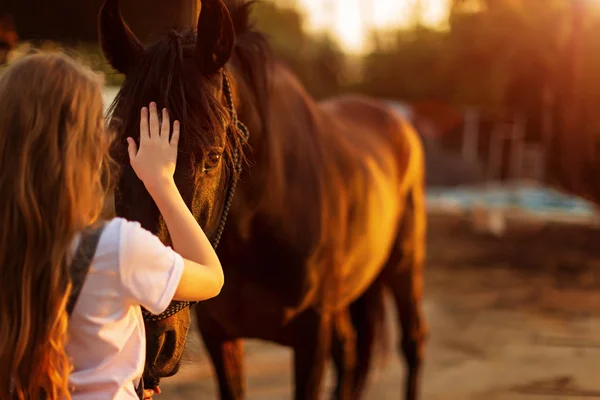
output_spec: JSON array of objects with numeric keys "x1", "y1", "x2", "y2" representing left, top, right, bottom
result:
[
  {"x1": 1, "y1": 40, "x2": 124, "y2": 86},
  {"x1": 69, "y1": 43, "x2": 124, "y2": 86},
  {"x1": 251, "y1": 1, "x2": 346, "y2": 99}
]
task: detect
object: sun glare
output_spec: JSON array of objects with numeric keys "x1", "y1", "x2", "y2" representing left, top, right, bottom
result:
[{"x1": 298, "y1": 0, "x2": 450, "y2": 53}]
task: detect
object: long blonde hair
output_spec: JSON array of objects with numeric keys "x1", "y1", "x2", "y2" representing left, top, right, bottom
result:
[{"x1": 0, "y1": 52, "x2": 113, "y2": 399}]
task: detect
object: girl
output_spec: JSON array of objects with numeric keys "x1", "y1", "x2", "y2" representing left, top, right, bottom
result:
[{"x1": 0, "y1": 52, "x2": 224, "y2": 399}]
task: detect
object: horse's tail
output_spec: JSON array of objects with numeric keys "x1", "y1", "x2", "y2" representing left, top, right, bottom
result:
[{"x1": 350, "y1": 275, "x2": 389, "y2": 395}]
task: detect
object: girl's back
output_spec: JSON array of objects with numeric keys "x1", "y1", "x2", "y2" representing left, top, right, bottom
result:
[{"x1": 67, "y1": 218, "x2": 183, "y2": 398}]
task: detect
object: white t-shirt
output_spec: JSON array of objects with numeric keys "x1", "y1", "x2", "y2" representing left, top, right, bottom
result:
[{"x1": 66, "y1": 218, "x2": 184, "y2": 400}]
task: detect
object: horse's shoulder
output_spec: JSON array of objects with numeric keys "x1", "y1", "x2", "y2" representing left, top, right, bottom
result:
[{"x1": 319, "y1": 95, "x2": 424, "y2": 188}]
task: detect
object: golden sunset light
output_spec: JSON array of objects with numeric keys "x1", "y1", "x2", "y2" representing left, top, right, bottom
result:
[
  {"x1": 4, "y1": 1, "x2": 600, "y2": 399},
  {"x1": 297, "y1": 0, "x2": 451, "y2": 52}
]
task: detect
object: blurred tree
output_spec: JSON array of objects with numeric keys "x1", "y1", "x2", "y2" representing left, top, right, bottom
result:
[
  {"x1": 251, "y1": 1, "x2": 346, "y2": 98},
  {"x1": 359, "y1": 0, "x2": 600, "y2": 204},
  {"x1": 359, "y1": 31, "x2": 439, "y2": 103},
  {"x1": 309, "y1": 33, "x2": 346, "y2": 98},
  {"x1": 252, "y1": 1, "x2": 307, "y2": 65}
]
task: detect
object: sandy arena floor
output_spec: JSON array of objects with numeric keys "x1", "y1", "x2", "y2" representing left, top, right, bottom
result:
[{"x1": 156, "y1": 211, "x2": 600, "y2": 399}]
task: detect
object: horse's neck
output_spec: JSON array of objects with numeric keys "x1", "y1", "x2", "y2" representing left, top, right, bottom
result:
[{"x1": 234, "y1": 64, "x2": 331, "y2": 246}]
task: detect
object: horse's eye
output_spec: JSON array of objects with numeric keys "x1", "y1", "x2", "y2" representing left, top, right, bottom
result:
[{"x1": 204, "y1": 152, "x2": 222, "y2": 172}]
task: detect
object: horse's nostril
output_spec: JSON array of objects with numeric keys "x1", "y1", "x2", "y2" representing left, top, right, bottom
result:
[{"x1": 159, "y1": 329, "x2": 177, "y2": 361}]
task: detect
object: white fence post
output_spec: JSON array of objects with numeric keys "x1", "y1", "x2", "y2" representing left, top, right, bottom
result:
[{"x1": 462, "y1": 107, "x2": 479, "y2": 164}]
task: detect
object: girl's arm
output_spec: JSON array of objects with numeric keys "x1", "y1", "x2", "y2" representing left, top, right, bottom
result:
[{"x1": 126, "y1": 102, "x2": 224, "y2": 301}]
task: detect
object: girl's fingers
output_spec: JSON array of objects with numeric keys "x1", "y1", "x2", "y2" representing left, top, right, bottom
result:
[
  {"x1": 161, "y1": 108, "x2": 170, "y2": 142},
  {"x1": 171, "y1": 121, "x2": 180, "y2": 148},
  {"x1": 126, "y1": 137, "x2": 138, "y2": 161},
  {"x1": 149, "y1": 102, "x2": 160, "y2": 138},
  {"x1": 140, "y1": 107, "x2": 149, "y2": 141}
]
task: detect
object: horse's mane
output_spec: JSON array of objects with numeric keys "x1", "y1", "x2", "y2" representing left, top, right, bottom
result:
[
  {"x1": 223, "y1": 0, "x2": 271, "y2": 138},
  {"x1": 225, "y1": 2, "x2": 331, "y2": 251}
]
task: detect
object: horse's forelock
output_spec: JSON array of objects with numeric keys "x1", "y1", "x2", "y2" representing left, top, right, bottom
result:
[{"x1": 108, "y1": 31, "x2": 232, "y2": 161}]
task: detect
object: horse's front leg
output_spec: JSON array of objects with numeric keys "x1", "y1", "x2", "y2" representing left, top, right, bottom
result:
[
  {"x1": 292, "y1": 309, "x2": 333, "y2": 400},
  {"x1": 196, "y1": 311, "x2": 245, "y2": 400}
]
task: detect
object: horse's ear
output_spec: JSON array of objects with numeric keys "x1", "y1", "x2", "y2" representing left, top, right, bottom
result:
[
  {"x1": 194, "y1": 0, "x2": 235, "y2": 75},
  {"x1": 98, "y1": 0, "x2": 144, "y2": 75}
]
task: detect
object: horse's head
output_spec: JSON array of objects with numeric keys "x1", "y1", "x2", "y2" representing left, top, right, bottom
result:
[{"x1": 99, "y1": 0, "x2": 245, "y2": 386}]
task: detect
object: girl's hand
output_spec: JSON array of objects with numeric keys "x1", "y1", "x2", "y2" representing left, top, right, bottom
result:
[
  {"x1": 127, "y1": 102, "x2": 180, "y2": 194},
  {"x1": 143, "y1": 386, "x2": 160, "y2": 399}
]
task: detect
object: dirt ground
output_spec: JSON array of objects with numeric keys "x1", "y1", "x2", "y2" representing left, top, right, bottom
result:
[{"x1": 159, "y1": 211, "x2": 600, "y2": 399}]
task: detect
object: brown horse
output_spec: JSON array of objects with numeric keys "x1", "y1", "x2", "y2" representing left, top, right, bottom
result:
[{"x1": 100, "y1": 0, "x2": 428, "y2": 399}]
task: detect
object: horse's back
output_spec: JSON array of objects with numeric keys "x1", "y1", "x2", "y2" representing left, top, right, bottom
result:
[
  {"x1": 319, "y1": 94, "x2": 424, "y2": 208},
  {"x1": 319, "y1": 94, "x2": 423, "y2": 183}
]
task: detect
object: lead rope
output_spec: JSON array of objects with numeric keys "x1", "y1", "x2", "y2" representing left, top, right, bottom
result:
[{"x1": 141, "y1": 70, "x2": 249, "y2": 322}]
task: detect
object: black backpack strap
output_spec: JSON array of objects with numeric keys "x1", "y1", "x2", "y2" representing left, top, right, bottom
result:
[
  {"x1": 135, "y1": 379, "x2": 144, "y2": 399},
  {"x1": 67, "y1": 222, "x2": 106, "y2": 316}
]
